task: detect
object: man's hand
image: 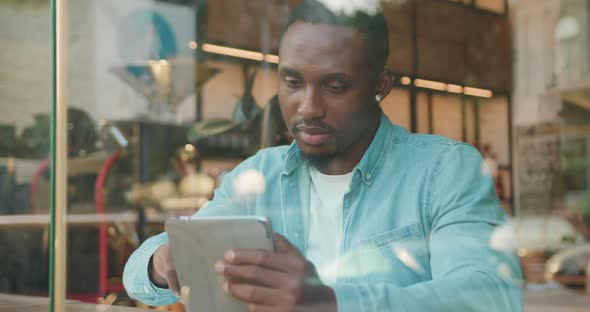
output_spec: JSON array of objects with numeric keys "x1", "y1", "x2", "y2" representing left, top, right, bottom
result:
[
  {"x1": 150, "y1": 243, "x2": 180, "y2": 297},
  {"x1": 214, "y1": 233, "x2": 337, "y2": 312}
]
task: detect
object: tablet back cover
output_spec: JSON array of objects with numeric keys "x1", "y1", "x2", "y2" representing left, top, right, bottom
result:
[{"x1": 166, "y1": 217, "x2": 274, "y2": 312}]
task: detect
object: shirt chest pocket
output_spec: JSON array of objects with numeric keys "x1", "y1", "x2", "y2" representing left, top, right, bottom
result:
[
  {"x1": 342, "y1": 223, "x2": 429, "y2": 286},
  {"x1": 359, "y1": 222, "x2": 423, "y2": 248}
]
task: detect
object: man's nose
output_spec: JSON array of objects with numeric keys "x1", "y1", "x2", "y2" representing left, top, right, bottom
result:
[{"x1": 297, "y1": 86, "x2": 325, "y2": 119}]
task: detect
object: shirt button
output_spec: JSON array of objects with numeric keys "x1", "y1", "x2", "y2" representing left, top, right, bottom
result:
[{"x1": 366, "y1": 173, "x2": 372, "y2": 180}]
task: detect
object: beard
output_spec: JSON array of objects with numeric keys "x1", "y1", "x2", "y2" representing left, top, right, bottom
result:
[
  {"x1": 299, "y1": 149, "x2": 338, "y2": 168},
  {"x1": 290, "y1": 118, "x2": 341, "y2": 168}
]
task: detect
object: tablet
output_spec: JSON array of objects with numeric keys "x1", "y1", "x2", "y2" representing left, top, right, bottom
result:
[{"x1": 165, "y1": 217, "x2": 275, "y2": 312}]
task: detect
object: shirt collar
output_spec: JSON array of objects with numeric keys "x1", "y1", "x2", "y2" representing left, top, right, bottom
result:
[
  {"x1": 283, "y1": 140, "x2": 304, "y2": 175},
  {"x1": 282, "y1": 113, "x2": 401, "y2": 184},
  {"x1": 354, "y1": 113, "x2": 396, "y2": 185}
]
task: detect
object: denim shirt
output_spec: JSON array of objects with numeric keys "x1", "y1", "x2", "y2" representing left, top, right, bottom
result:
[{"x1": 123, "y1": 114, "x2": 523, "y2": 311}]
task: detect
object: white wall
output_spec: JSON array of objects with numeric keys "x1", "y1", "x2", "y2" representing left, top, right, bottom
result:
[
  {"x1": 95, "y1": 0, "x2": 196, "y2": 124},
  {"x1": 0, "y1": 0, "x2": 198, "y2": 133},
  {"x1": 0, "y1": 3, "x2": 52, "y2": 131}
]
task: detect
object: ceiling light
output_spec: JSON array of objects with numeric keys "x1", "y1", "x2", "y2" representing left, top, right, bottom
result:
[
  {"x1": 202, "y1": 44, "x2": 265, "y2": 61},
  {"x1": 414, "y1": 79, "x2": 447, "y2": 91},
  {"x1": 463, "y1": 86, "x2": 493, "y2": 98},
  {"x1": 447, "y1": 84, "x2": 463, "y2": 94},
  {"x1": 264, "y1": 54, "x2": 280, "y2": 64}
]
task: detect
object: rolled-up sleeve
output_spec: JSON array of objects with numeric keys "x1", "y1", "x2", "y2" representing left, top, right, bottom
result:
[
  {"x1": 122, "y1": 155, "x2": 254, "y2": 306},
  {"x1": 122, "y1": 232, "x2": 178, "y2": 306}
]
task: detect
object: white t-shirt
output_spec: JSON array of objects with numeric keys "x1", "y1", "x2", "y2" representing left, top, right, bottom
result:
[{"x1": 306, "y1": 166, "x2": 353, "y2": 285}]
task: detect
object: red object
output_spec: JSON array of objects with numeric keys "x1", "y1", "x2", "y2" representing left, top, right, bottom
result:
[
  {"x1": 94, "y1": 151, "x2": 122, "y2": 298},
  {"x1": 496, "y1": 182, "x2": 503, "y2": 199},
  {"x1": 28, "y1": 147, "x2": 74, "y2": 212},
  {"x1": 30, "y1": 151, "x2": 125, "y2": 303},
  {"x1": 28, "y1": 158, "x2": 50, "y2": 213}
]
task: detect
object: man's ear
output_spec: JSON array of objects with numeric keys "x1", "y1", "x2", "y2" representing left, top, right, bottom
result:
[{"x1": 375, "y1": 69, "x2": 394, "y2": 99}]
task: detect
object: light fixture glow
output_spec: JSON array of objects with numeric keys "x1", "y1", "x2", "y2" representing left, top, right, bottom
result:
[
  {"x1": 264, "y1": 54, "x2": 280, "y2": 64},
  {"x1": 414, "y1": 79, "x2": 447, "y2": 91},
  {"x1": 463, "y1": 86, "x2": 493, "y2": 98},
  {"x1": 447, "y1": 84, "x2": 463, "y2": 94},
  {"x1": 394, "y1": 73, "x2": 493, "y2": 98},
  {"x1": 401, "y1": 77, "x2": 412, "y2": 85},
  {"x1": 202, "y1": 43, "x2": 265, "y2": 61}
]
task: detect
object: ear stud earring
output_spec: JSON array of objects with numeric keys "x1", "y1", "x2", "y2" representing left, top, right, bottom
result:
[{"x1": 375, "y1": 94, "x2": 384, "y2": 102}]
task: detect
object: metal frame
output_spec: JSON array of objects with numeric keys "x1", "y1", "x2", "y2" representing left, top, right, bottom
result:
[
  {"x1": 507, "y1": 93, "x2": 515, "y2": 215},
  {"x1": 409, "y1": 0, "x2": 419, "y2": 133},
  {"x1": 474, "y1": 97, "x2": 481, "y2": 146},
  {"x1": 461, "y1": 94, "x2": 468, "y2": 142},
  {"x1": 427, "y1": 91, "x2": 434, "y2": 134},
  {"x1": 49, "y1": 0, "x2": 68, "y2": 311},
  {"x1": 195, "y1": 0, "x2": 208, "y2": 122}
]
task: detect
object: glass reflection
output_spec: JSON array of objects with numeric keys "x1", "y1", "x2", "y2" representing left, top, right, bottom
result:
[{"x1": 1, "y1": 0, "x2": 590, "y2": 311}]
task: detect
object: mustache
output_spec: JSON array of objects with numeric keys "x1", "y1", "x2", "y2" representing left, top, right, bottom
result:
[{"x1": 291, "y1": 119, "x2": 334, "y2": 133}]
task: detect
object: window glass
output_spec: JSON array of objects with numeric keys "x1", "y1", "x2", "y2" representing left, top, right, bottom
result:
[
  {"x1": 3, "y1": 0, "x2": 590, "y2": 311},
  {"x1": 0, "y1": 0, "x2": 51, "y2": 298}
]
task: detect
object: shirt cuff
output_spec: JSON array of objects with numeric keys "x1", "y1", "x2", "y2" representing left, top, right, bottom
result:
[{"x1": 123, "y1": 232, "x2": 179, "y2": 306}]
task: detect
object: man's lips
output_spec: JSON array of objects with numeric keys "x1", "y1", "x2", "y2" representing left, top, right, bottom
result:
[{"x1": 296, "y1": 125, "x2": 333, "y2": 145}]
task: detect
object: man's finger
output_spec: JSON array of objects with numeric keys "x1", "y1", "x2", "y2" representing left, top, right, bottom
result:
[
  {"x1": 246, "y1": 304, "x2": 294, "y2": 312},
  {"x1": 224, "y1": 249, "x2": 304, "y2": 273},
  {"x1": 225, "y1": 282, "x2": 294, "y2": 306},
  {"x1": 246, "y1": 302, "x2": 338, "y2": 312},
  {"x1": 218, "y1": 263, "x2": 292, "y2": 289},
  {"x1": 245, "y1": 304, "x2": 277, "y2": 312},
  {"x1": 273, "y1": 233, "x2": 300, "y2": 255},
  {"x1": 166, "y1": 266, "x2": 180, "y2": 297}
]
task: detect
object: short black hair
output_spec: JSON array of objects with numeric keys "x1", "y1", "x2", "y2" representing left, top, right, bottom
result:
[{"x1": 283, "y1": 0, "x2": 390, "y2": 76}]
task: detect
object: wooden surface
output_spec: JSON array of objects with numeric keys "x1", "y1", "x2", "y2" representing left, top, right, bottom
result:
[
  {"x1": 2, "y1": 286, "x2": 590, "y2": 311},
  {"x1": 0, "y1": 294, "x2": 152, "y2": 312},
  {"x1": 525, "y1": 286, "x2": 590, "y2": 312}
]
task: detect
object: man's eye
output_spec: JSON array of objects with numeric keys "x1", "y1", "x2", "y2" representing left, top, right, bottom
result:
[
  {"x1": 325, "y1": 83, "x2": 347, "y2": 93},
  {"x1": 284, "y1": 77, "x2": 302, "y2": 88}
]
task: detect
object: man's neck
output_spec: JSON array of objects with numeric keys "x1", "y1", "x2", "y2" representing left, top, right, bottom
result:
[{"x1": 314, "y1": 115, "x2": 381, "y2": 175}]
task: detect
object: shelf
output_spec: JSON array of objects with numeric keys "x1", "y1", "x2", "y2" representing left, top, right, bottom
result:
[
  {"x1": 0, "y1": 294, "x2": 152, "y2": 312},
  {"x1": 0, "y1": 211, "x2": 171, "y2": 228}
]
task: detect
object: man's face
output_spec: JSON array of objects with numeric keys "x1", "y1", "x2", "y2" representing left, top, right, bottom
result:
[{"x1": 278, "y1": 22, "x2": 381, "y2": 160}]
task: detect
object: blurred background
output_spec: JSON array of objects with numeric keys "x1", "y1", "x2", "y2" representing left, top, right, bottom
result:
[{"x1": 0, "y1": 0, "x2": 589, "y2": 310}]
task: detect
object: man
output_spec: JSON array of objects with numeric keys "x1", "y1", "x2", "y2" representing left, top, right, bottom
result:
[{"x1": 123, "y1": 1, "x2": 523, "y2": 311}]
